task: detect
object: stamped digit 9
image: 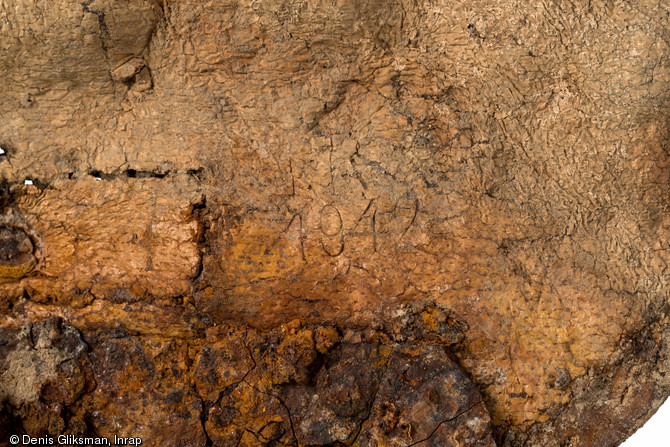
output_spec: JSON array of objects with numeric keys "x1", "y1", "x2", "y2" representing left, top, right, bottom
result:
[{"x1": 319, "y1": 204, "x2": 344, "y2": 256}]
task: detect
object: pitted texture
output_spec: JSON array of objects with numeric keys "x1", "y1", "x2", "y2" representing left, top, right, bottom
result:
[{"x1": 1, "y1": 0, "x2": 669, "y2": 445}]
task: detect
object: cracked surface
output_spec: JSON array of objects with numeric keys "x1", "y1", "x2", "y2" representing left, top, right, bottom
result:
[{"x1": 1, "y1": 0, "x2": 670, "y2": 445}]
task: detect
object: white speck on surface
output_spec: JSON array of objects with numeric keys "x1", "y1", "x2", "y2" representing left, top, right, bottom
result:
[{"x1": 24, "y1": 179, "x2": 33, "y2": 185}]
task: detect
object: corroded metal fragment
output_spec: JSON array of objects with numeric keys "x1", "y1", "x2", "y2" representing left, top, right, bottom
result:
[{"x1": 1, "y1": 0, "x2": 669, "y2": 445}]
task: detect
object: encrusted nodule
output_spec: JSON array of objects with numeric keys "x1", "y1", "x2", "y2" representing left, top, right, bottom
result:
[{"x1": 0, "y1": 226, "x2": 36, "y2": 278}]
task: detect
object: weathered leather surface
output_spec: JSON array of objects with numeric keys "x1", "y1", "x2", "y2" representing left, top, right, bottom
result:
[{"x1": 1, "y1": 1, "x2": 669, "y2": 445}]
